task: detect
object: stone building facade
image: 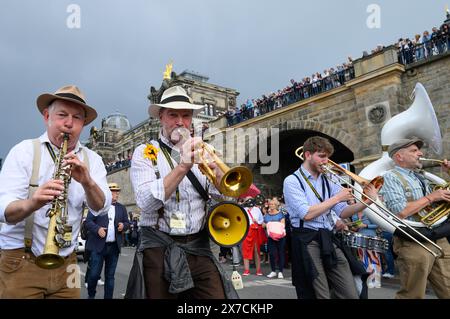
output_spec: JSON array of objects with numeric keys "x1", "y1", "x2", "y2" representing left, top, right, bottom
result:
[{"x1": 86, "y1": 69, "x2": 239, "y2": 165}]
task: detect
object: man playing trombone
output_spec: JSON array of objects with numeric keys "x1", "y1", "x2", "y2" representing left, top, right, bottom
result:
[
  {"x1": 126, "y1": 86, "x2": 237, "y2": 299},
  {"x1": 380, "y1": 137, "x2": 450, "y2": 299},
  {"x1": 283, "y1": 136, "x2": 379, "y2": 299}
]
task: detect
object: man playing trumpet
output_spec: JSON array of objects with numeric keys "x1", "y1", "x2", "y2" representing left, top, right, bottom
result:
[
  {"x1": 380, "y1": 137, "x2": 450, "y2": 299},
  {"x1": 127, "y1": 86, "x2": 237, "y2": 299}
]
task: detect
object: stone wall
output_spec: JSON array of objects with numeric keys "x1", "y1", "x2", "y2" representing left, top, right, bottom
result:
[
  {"x1": 107, "y1": 166, "x2": 137, "y2": 214},
  {"x1": 401, "y1": 53, "x2": 450, "y2": 155}
]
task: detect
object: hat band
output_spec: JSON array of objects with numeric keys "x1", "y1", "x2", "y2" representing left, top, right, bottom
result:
[
  {"x1": 160, "y1": 95, "x2": 190, "y2": 104},
  {"x1": 55, "y1": 93, "x2": 86, "y2": 104}
]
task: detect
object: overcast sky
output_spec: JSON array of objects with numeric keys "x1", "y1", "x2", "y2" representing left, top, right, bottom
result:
[{"x1": 0, "y1": 0, "x2": 448, "y2": 160}]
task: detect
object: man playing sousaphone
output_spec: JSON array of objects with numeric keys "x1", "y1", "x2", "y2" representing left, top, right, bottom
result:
[
  {"x1": 126, "y1": 85, "x2": 239, "y2": 299},
  {"x1": 380, "y1": 137, "x2": 450, "y2": 299}
]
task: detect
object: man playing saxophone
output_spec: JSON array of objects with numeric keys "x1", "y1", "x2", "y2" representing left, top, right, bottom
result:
[
  {"x1": 0, "y1": 85, "x2": 111, "y2": 298},
  {"x1": 380, "y1": 137, "x2": 450, "y2": 299}
]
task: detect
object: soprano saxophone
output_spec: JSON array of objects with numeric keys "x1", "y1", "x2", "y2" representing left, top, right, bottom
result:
[{"x1": 36, "y1": 133, "x2": 73, "y2": 269}]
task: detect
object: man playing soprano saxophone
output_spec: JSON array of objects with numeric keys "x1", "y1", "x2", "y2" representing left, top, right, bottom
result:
[{"x1": 0, "y1": 85, "x2": 111, "y2": 298}]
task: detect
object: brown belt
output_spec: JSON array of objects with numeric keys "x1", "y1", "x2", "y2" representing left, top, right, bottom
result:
[{"x1": 0, "y1": 248, "x2": 76, "y2": 262}]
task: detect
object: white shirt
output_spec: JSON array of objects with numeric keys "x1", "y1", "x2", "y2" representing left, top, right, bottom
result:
[
  {"x1": 245, "y1": 206, "x2": 264, "y2": 226},
  {"x1": 106, "y1": 205, "x2": 116, "y2": 243},
  {"x1": 130, "y1": 132, "x2": 220, "y2": 235},
  {"x1": 0, "y1": 132, "x2": 111, "y2": 257}
]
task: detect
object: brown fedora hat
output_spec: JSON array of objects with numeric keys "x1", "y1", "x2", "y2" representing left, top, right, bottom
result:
[{"x1": 36, "y1": 85, "x2": 97, "y2": 125}]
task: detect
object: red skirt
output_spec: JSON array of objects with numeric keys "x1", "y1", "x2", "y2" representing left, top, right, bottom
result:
[{"x1": 242, "y1": 228, "x2": 260, "y2": 260}]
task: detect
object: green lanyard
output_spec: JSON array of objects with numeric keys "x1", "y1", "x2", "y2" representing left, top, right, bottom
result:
[
  {"x1": 299, "y1": 168, "x2": 325, "y2": 202},
  {"x1": 160, "y1": 146, "x2": 180, "y2": 203},
  {"x1": 299, "y1": 168, "x2": 335, "y2": 227}
]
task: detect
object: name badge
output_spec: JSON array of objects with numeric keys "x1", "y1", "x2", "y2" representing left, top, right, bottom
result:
[{"x1": 169, "y1": 211, "x2": 187, "y2": 235}]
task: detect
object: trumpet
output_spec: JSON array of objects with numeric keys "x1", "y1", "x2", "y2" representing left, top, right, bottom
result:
[
  {"x1": 173, "y1": 127, "x2": 253, "y2": 198},
  {"x1": 295, "y1": 146, "x2": 443, "y2": 257},
  {"x1": 419, "y1": 157, "x2": 446, "y2": 165},
  {"x1": 171, "y1": 128, "x2": 253, "y2": 247},
  {"x1": 416, "y1": 157, "x2": 450, "y2": 227}
]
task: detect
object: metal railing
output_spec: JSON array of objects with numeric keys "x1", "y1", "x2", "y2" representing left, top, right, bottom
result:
[
  {"x1": 226, "y1": 66, "x2": 355, "y2": 127},
  {"x1": 398, "y1": 36, "x2": 450, "y2": 66}
]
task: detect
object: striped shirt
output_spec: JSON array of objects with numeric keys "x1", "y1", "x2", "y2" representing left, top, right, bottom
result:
[
  {"x1": 130, "y1": 133, "x2": 218, "y2": 235},
  {"x1": 380, "y1": 166, "x2": 431, "y2": 221},
  {"x1": 283, "y1": 165, "x2": 348, "y2": 231}
]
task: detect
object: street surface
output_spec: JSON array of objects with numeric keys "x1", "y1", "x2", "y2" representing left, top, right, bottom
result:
[{"x1": 78, "y1": 245, "x2": 437, "y2": 300}]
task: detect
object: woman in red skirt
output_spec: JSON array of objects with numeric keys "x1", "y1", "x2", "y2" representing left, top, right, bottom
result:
[{"x1": 242, "y1": 197, "x2": 264, "y2": 276}]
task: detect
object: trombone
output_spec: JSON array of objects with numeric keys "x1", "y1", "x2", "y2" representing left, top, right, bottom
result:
[{"x1": 295, "y1": 147, "x2": 443, "y2": 257}]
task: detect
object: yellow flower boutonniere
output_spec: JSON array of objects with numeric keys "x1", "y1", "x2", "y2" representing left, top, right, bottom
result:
[{"x1": 143, "y1": 144, "x2": 159, "y2": 164}]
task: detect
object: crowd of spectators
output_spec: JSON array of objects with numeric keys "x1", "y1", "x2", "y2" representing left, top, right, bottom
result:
[
  {"x1": 223, "y1": 14, "x2": 450, "y2": 127},
  {"x1": 397, "y1": 22, "x2": 449, "y2": 65},
  {"x1": 106, "y1": 157, "x2": 131, "y2": 172},
  {"x1": 225, "y1": 58, "x2": 355, "y2": 126}
]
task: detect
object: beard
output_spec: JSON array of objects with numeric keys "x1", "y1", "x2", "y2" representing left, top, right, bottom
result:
[{"x1": 415, "y1": 160, "x2": 423, "y2": 169}]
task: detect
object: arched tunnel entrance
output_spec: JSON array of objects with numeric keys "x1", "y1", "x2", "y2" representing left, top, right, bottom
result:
[{"x1": 250, "y1": 129, "x2": 355, "y2": 198}]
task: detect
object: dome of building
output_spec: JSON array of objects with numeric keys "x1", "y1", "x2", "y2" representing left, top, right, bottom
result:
[{"x1": 103, "y1": 112, "x2": 132, "y2": 131}]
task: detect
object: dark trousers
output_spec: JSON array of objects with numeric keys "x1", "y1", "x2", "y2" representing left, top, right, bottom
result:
[
  {"x1": 219, "y1": 246, "x2": 231, "y2": 258},
  {"x1": 84, "y1": 249, "x2": 91, "y2": 283},
  {"x1": 268, "y1": 237, "x2": 286, "y2": 272},
  {"x1": 381, "y1": 231, "x2": 395, "y2": 275},
  {"x1": 142, "y1": 247, "x2": 225, "y2": 299},
  {"x1": 87, "y1": 243, "x2": 120, "y2": 299}
]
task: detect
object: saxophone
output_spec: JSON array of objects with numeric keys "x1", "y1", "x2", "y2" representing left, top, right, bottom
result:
[{"x1": 36, "y1": 133, "x2": 73, "y2": 269}]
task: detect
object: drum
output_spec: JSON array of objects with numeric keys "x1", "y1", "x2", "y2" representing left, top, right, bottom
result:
[
  {"x1": 367, "y1": 236, "x2": 389, "y2": 253},
  {"x1": 341, "y1": 231, "x2": 369, "y2": 249}
]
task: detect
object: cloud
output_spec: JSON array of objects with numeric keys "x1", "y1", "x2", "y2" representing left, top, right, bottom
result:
[{"x1": 0, "y1": 0, "x2": 448, "y2": 160}]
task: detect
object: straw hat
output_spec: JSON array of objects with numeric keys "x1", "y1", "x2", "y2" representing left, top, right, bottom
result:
[
  {"x1": 148, "y1": 86, "x2": 204, "y2": 118},
  {"x1": 36, "y1": 85, "x2": 97, "y2": 125}
]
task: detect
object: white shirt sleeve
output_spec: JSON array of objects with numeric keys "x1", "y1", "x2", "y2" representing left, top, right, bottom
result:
[
  {"x1": 0, "y1": 140, "x2": 33, "y2": 224},
  {"x1": 252, "y1": 206, "x2": 264, "y2": 225},
  {"x1": 84, "y1": 148, "x2": 111, "y2": 216}
]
